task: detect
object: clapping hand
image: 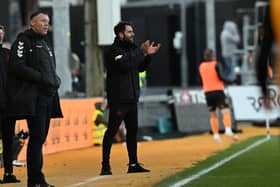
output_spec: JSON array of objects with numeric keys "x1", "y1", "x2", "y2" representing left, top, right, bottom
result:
[{"x1": 141, "y1": 40, "x2": 161, "y2": 56}]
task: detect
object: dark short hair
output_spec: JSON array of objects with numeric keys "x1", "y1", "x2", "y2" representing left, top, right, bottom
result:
[
  {"x1": 114, "y1": 21, "x2": 132, "y2": 36},
  {"x1": 203, "y1": 49, "x2": 214, "y2": 61},
  {"x1": 95, "y1": 102, "x2": 103, "y2": 109},
  {"x1": 30, "y1": 11, "x2": 48, "y2": 20},
  {"x1": 0, "y1": 24, "x2": 4, "y2": 31}
]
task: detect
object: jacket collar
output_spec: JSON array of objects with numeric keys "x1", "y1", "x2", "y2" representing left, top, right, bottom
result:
[
  {"x1": 23, "y1": 29, "x2": 46, "y2": 40},
  {"x1": 114, "y1": 37, "x2": 137, "y2": 49}
]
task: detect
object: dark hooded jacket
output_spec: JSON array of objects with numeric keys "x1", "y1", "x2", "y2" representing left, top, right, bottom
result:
[
  {"x1": 6, "y1": 29, "x2": 63, "y2": 119},
  {"x1": 0, "y1": 44, "x2": 9, "y2": 112},
  {"x1": 106, "y1": 38, "x2": 151, "y2": 105}
]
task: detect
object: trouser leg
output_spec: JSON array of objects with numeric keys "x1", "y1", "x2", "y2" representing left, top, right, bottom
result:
[
  {"x1": 102, "y1": 105, "x2": 125, "y2": 164},
  {"x1": 124, "y1": 104, "x2": 138, "y2": 164},
  {"x1": 27, "y1": 96, "x2": 52, "y2": 184},
  {"x1": 2, "y1": 118, "x2": 16, "y2": 174}
]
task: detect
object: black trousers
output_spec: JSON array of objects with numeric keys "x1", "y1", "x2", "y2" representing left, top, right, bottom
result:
[
  {"x1": 27, "y1": 95, "x2": 53, "y2": 184},
  {"x1": 102, "y1": 103, "x2": 138, "y2": 165},
  {"x1": 1, "y1": 117, "x2": 16, "y2": 174},
  {"x1": 13, "y1": 136, "x2": 24, "y2": 161}
]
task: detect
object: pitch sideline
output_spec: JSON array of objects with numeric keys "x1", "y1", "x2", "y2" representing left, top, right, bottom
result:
[
  {"x1": 170, "y1": 137, "x2": 270, "y2": 187},
  {"x1": 66, "y1": 176, "x2": 107, "y2": 187}
]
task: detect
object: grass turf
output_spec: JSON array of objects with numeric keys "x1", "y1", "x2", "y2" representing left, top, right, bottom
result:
[{"x1": 154, "y1": 136, "x2": 280, "y2": 187}]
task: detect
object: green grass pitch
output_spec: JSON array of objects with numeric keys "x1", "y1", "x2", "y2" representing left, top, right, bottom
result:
[{"x1": 154, "y1": 136, "x2": 280, "y2": 187}]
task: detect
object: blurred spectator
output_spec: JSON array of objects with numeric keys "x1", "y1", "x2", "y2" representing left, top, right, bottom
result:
[
  {"x1": 12, "y1": 130, "x2": 29, "y2": 167},
  {"x1": 220, "y1": 20, "x2": 240, "y2": 81},
  {"x1": 256, "y1": 5, "x2": 274, "y2": 106},
  {"x1": 166, "y1": 89, "x2": 178, "y2": 131},
  {"x1": 257, "y1": 24, "x2": 265, "y2": 46},
  {"x1": 69, "y1": 52, "x2": 82, "y2": 92},
  {"x1": 139, "y1": 71, "x2": 147, "y2": 96},
  {"x1": 92, "y1": 102, "x2": 126, "y2": 145},
  {"x1": 92, "y1": 102, "x2": 107, "y2": 145}
]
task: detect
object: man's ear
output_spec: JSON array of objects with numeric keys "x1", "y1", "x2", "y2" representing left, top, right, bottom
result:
[
  {"x1": 30, "y1": 20, "x2": 35, "y2": 27},
  {"x1": 118, "y1": 32, "x2": 124, "y2": 40}
]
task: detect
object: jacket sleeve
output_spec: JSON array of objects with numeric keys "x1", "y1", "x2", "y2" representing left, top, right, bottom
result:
[
  {"x1": 215, "y1": 63, "x2": 232, "y2": 83},
  {"x1": 135, "y1": 48, "x2": 151, "y2": 72},
  {"x1": 110, "y1": 46, "x2": 150, "y2": 73},
  {"x1": 9, "y1": 37, "x2": 43, "y2": 84},
  {"x1": 256, "y1": 9, "x2": 273, "y2": 96},
  {"x1": 227, "y1": 32, "x2": 240, "y2": 44}
]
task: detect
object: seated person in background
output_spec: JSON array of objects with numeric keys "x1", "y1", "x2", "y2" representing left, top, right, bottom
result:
[
  {"x1": 92, "y1": 102, "x2": 126, "y2": 145},
  {"x1": 12, "y1": 130, "x2": 29, "y2": 167},
  {"x1": 70, "y1": 53, "x2": 81, "y2": 93},
  {"x1": 92, "y1": 102, "x2": 108, "y2": 145}
]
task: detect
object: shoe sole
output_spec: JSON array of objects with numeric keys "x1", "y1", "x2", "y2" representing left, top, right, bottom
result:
[
  {"x1": 127, "y1": 170, "x2": 150, "y2": 173},
  {"x1": 13, "y1": 165, "x2": 26, "y2": 167},
  {"x1": 2, "y1": 181, "x2": 21, "y2": 183},
  {"x1": 100, "y1": 172, "x2": 112, "y2": 175}
]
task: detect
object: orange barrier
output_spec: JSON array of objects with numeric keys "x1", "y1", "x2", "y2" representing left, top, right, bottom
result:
[{"x1": 16, "y1": 97, "x2": 104, "y2": 161}]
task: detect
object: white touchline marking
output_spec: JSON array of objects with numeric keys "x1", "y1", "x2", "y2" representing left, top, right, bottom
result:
[
  {"x1": 67, "y1": 176, "x2": 107, "y2": 187},
  {"x1": 170, "y1": 137, "x2": 270, "y2": 187}
]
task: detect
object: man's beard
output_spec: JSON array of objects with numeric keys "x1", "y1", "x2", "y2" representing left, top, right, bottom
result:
[{"x1": 124, "y1": 36, "x2": 134, "y2": 44}]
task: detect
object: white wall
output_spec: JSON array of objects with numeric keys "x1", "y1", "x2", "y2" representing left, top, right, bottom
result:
[{"x1": 97, "y1": 0, "x2": 121, "y2": 45}]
